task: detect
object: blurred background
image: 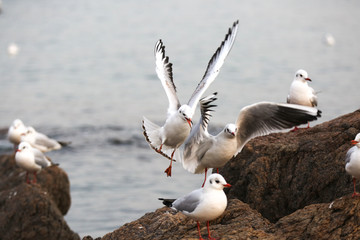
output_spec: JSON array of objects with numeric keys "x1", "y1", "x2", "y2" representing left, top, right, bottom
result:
[{"x1": 0, "y1": 0, "x2": 359, "y2": 238}]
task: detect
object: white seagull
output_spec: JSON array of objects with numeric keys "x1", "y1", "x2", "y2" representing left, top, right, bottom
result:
[
  {"x1": 159, "y1": 173, "x2": 231, "y2": 240},
  {"x1": 287, "y1": 69, "x2": 318, "y2": 130},
  {"x1": 21, "y1": 126, "x2": 62, "y2": 152},
  {"x1": 15, "y1": 142, "x2": 56, "y2": 184},
  {"x1": 142, "y1": 20, "x2": 239, "y2": 177},
  {"x1": 345, "y1": 133, "x2": 360, "y2": 197},
  {"x1": 7, "y1": 119, "x2": 27, "y2": 149},
  {"x1": 181, "y1": 93, "x2": 322, "y2": 187}
]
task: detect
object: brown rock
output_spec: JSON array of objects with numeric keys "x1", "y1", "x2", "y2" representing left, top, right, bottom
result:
[
  {"x1": 272, "y1": 195, "x2": 360, "y2": 239},
  {"x1": 222, "y1": 109, "x2": 360, "y2": 222},
  {"x1": 0, "y1": 154, "x2": 79, "y2": 240},
  {"x1": 101, "y1": 199, "x2": 274, "y2": 240},
  {"x1": 0, "y1": 154, "x2": 71, "y2": 215}
]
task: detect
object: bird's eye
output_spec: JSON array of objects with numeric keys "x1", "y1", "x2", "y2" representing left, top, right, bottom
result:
[
  {"x1": 215, "y1": 179, "x2": 220, "y2": 184},
  {"x1": 299, "y1": 74, "x2": 303, "y2": 77}
]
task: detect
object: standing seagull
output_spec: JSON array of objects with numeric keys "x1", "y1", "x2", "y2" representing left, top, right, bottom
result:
[
  {"x1": 15, "y1": 142, "x2": 55, "y2": 184},
  {"x1": 7, "y1": 119, "x2": 27, "y2": 150},
  {"x1": 287, "y1": 69, "x2": 318, "y2": 130},
  {"x1": 142, "y1": 20, "x2": 239, "y2": 177},
  {"x1": 21, "y1": 126, "x2": 63, "y2": 152},
  {"x1": 181, "y1": 93, "x2": 322, "y2": 187},
  {"x1": 159, "y1": 173, "x2": 231, "y2": 240},
  {"x1": 345, "y1": 133, "x2": 360, "y2": 197}
]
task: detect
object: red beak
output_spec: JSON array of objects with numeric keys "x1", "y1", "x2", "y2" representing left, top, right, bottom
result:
[
  {"x1": 305, "y1": 77, "x2": 312, "y2": 82},
  {"x1": 16, "y1": 149, "x2": 21, "y2": 152},
  {"x1": 223, "y1": 183, "x2": 231, "y2": 188},
  {"x1": 351, "y1": 140, "x2": 359, "y2": 145},
  {"x1": 186, "y1": 118, "x2": 192, "y2": 127}
]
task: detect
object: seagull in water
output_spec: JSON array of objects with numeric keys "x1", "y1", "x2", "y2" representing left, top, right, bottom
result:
[
  {"x1": 15, "y1": 142, "x2": 56, "y2": 184},
  {"x1": 142, "y1": 20, "x2": 239, "y2": 177},
  {"x1": 20, "y1": 126, "x2": 67, "y2": 152},
  {"x1": 287, "y1": 69, "x2": 318, "y2": 131},
  {"x1": 181, "y1": 93, "x2": 322, "y2": 187},
  {"x1": 7, "y1": 119, "x2": 27, "y2": 150},
  {"x1": 159, "y1": 173, "x2": 231, "y2": 240},
  {"x1": 345, "y1": 133, "x2": 360, "y2": 197}
]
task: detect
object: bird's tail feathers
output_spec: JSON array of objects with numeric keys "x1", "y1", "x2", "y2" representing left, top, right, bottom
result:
[
  {"x1": 142, "y1": 117, "x2": 178, "y2": 162},
  {"x1": 142, "y1": 117, "x2": 162, "y2": 148},
  {"x1": 158, "y1": 198, "x2": 175, "y2": 207}
]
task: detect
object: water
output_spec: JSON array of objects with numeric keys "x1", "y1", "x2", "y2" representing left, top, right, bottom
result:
[{"x1": 0, "y1": 0, "x2": 359, "y2": 238}]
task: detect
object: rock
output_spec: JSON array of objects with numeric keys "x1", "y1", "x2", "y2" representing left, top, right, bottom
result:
[
  {"x1": 0, "y1": 154, "x2": 71, "y2": 215},
  {"x1": 222, "y1": 109, "x2": 360, "y2": 222},
  {"x1": 96, "y1": 109, "x2": 360, "y2": 239},
  {"x1": 101, "y1": 199, "x2": 274, "y2": 240},
  {"x1": 271, "y1": 195, "x2": 360, "y2": 239},
  {"x1": 0, "y1": 154, "x2": 80, "y2": 240}
]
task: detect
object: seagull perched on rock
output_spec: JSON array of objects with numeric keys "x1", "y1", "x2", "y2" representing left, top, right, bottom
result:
[
  {"x1": 345, "y1": 133, "x2": 360, "y2": 197},
  {"x1": 15, "y1": 142, "x2": 57, "y2": 184},
  {"x1": 287, "y1": 69, "x2": 318, "y2": 130},
  {"x1": 159, "y1": 173, "x2": 231, "y2": 240},
  {"x1": 7, "y1": 119, "x2": 27, "y2": 150},
  {"x1": 181, "y1": 93, "x2": 322, "y2": 187},
  {"x1": 21, "y1": 126, "x2": 65, "y2": 152},
  {"x1": 142, "y1": 20, "x2": 239, "y2": 177}
]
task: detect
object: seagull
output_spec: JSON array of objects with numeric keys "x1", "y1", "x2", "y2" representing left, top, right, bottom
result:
[
  {"x1": 181, "y1": 93, "x2": 322, "y2": 187},
  {"x1": 20, "y1": 126, "x2": 63, "y2": 152},
  {"x1": 142, "y1": 20, "x2": 239, "y2": 177},
  {"x1": 287, "y1": 69, "x2": 318, "y2": 131},
  {"x1": 7, "y1": 119, "x2": 27, "y2": 150},
  {"x1": 159, "y1": 173, "x2": 231, "y2": 240},
  {"x1": 345, "y1": 133, "x2": 360, "y2": 197},
  {"x1": 15, "y1": 142, "x2": 56, "y2": 184}
]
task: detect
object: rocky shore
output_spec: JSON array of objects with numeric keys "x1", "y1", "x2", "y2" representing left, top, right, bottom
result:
[
  {"x1": 0, "y1": 154, "x2": 80, "y2": 240},
  {"x1": 1, "y1": 109, "x2": 360, "y2": 239}
]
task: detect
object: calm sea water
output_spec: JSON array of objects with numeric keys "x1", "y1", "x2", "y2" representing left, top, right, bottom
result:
[{"x1": 0, "y1": 0, "x2": 359, "y2": 237}]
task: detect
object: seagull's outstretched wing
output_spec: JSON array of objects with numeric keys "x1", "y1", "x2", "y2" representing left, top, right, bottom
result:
[
  {"x1": 187, "y1": 20, "x2": 239, "y2": 113},
  {"x1": 181, "y1": 93, "x2": 217, "y2": 173},
  {"x1": 235, "y1": 102, "x2": 321, "y2": 154},
  {"x1": 154, "y1": 40, "x2": 181, "y2": 116}
]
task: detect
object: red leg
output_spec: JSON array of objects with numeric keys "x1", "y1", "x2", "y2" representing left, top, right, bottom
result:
[
  {"x1": 201, "y1": 168, "x2": 208, "y2": 188},
  {"x1": 216, "y1": 168, "x2": 219, "y2": 174},
  {"x1": 290, "y1": 126, "x2": 299, "y2": 132},
  {"x1": 197, "y1": 221, "x2": 204, "y2": 240},
  {"x1": 352, "y1": 178, "x2": 360, "y2": 197},
  {"x1": 164, "y1": 150, "x2": 175, "y2": 177},
  {"x1": 206, "y1": 221, "x2": 217, "y2": 240},
  {"x1": 26, "y1": 172, "x2": 30, "y2": 184},
  {"x1": 306, "y1": 122, "x2": 310, "y2": 128},
  {"x1": 156, "y1": 144, "x2": 163, "y2": 153},
  {"x1": 33, "y1": 172, "x2": 37, "y2": 184}
]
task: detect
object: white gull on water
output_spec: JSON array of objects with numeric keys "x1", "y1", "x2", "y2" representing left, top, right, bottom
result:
[
  {"x1": 159, "y1": 173, "x2": 231, "y2": 240},
  {"x1": 345, "y1": 133, "x2": 360, "y2": 197},
  {"x1": 142, "y1": 20, "x2": 239, "y2": 177},
  {"x1": 15, "y1": 142, "x2": 55, "y2": 184},
  {"x1": 180, "y1": 92, "x2": 322, "y2": 186}
]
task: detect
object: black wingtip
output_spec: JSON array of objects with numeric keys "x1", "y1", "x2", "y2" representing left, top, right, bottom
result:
[
  {"x1": 158, "y1": 198, "x2": 175, "y2": 207},
  {"x1": 317, "y1": 109, "x2": 322, "y2": 117}
]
